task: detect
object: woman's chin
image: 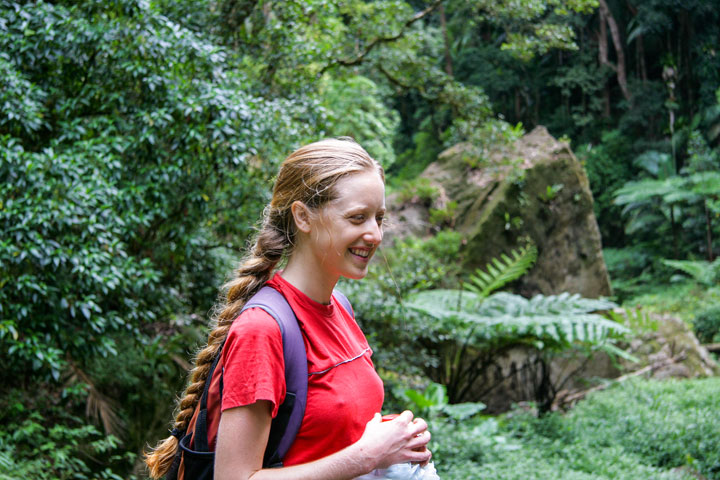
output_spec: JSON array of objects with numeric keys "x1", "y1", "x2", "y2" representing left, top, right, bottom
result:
[{"x1": 342, "y1": 268, "x2": 369, "y2": 281}]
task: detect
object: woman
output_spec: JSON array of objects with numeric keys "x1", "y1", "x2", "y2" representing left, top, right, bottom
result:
[{"x1": 146, "y1": 138, "x2": 432, "y2": 479}]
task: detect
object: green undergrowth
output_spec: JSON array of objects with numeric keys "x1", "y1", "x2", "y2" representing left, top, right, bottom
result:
[
  {"x1": 0, "y1": 385, "x2": 133, "y2": 480},
  {"x1": 431, "y1": 377, "x2": 720, "y2": 479},
  {"x1": 620, "y1": 281, "x2": 720, "y2": 322}
]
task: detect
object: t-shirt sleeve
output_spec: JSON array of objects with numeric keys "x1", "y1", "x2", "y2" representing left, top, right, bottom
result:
[{"x1": 221, "y1": 307, "x2": 286, "y2": 418}]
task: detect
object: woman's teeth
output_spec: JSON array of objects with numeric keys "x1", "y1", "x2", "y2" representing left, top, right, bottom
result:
[{"x1": 350, "y1": 248, "x2": 369, "y2": 258}]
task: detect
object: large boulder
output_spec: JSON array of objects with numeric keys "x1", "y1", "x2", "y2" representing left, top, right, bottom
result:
[{"x1": 388, "y1": 126, "x2": 611, "y2": 298}]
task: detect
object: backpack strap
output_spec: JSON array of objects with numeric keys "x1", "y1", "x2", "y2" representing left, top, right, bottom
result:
[
  {"x1": 241, "y1": 286, "x2": 308, "y2": 468},
  {"x1": 188, "y1": 286, "x2": 351, "y2": 469},
  {"x1": 332, "y1": 289, "x2": 354, "y2": 318}
]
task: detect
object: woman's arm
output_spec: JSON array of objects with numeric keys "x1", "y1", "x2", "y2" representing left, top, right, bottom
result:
[{"x1": 214, "y1": 402, "x2": 431, "y2": 480}]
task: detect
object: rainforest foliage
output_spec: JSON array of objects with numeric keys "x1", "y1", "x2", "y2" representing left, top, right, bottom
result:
[{"x1": 1, "y1": 0, "x2": 719, "y2": 478}]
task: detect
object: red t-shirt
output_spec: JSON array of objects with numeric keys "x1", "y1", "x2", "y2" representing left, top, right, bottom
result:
[{"x1": 198, "y1": 272, "x2": 384, "y2": 466}]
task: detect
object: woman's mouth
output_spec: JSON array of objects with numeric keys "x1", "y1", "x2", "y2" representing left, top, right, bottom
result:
[{"x1": 349, "y1": 247, "x2": 371, "y2": 259}]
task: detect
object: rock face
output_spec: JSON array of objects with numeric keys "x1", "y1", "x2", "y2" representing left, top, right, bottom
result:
[{"x1": 388, "y1": 126, "x2": 611, "y2": 298}]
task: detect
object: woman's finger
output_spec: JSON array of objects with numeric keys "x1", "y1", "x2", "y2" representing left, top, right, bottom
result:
[
  {"x1": 406, "y1": 430, "x2": 431, "y2": 450},
  {"x1": 406, "y1": 446, "x2": 432, "y2": 465},
  {"x1": 408, "y1": 417, "x2": 428, "y2": 436}
]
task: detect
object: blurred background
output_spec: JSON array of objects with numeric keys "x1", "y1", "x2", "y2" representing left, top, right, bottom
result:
[{"x1": 1, "y1": 0, "x2": 719, "y2": 478}]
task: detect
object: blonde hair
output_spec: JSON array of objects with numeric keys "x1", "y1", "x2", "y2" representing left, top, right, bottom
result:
[{"x1": 145, "y1": 137, "x2": 383, "y2": 478}]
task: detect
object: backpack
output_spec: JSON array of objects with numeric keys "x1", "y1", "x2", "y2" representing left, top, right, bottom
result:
[{"x1": 166, "y1": 285, "x2": 353, "y2": 480}]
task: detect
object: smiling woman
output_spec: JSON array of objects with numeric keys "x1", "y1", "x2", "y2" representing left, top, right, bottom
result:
[
  {"x1": 283, "y1": 169, "x2": 386, "y2": 297},
  {"x1": 145, "y1": 138, "x2": 431, "y2": 480}
]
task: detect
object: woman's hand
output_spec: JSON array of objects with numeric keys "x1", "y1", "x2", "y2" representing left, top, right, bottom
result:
[
  {"x1": 353, "y1": 410, "x2": 432, "y2": 471},
  {"x1": 215, "y1": 405, "x2": 432, "y2": 480}
]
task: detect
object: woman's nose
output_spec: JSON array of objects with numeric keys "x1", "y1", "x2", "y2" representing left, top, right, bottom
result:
[{"x1": 364, "y1": 220, "x2": 383, "y2": 245}]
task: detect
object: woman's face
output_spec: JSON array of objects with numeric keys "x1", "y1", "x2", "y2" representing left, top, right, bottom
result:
[{"x1": 305, "y1": 170, "x2": 386, "y2": 282}]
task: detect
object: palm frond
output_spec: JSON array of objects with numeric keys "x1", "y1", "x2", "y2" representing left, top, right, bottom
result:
[
  {"x1": 69, "y1": 364, "x2": 125, "y2": 437},
  {"x1": 465, "y1": 244, "x2": 537, "y2": 298}
]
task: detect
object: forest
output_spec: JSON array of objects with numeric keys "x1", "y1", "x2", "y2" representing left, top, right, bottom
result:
[{"x1": 1, "y1": 0, "x2": 719, "y2": 478}]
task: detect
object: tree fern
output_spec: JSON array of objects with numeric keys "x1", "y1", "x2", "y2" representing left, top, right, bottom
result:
[
  {"x1": 465, "y1": 244, "x2": 538, "y2": 298},
  {"x1": 406, "y1": 289, "x2": 624, "y2": 347},
  {"x1": 404, "y1": 287, "x2": 625, "y2": 405}
]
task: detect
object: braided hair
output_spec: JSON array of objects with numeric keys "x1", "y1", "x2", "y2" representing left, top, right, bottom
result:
[{"x1": 145, "y1": 138, "x2": 383, "y2": 478}]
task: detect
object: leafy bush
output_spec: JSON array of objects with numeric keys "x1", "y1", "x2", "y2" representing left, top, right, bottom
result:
[
  {"x1": 603, "y1": 246, "x2": 656, "y2": 302},
  {"x1": 428, "y1": 378, "x2": 720, "y2": 479},
  {"x1": 622, "y1": 280, "x2": 720, "y2": 323},
  {"x1": 0, "y1": 0, "x2": 317, "y2": 382},
  {"x1": 393, "y1": 177, "x2": 440, "y2": 206},
  {"x1": 83, "y1": 329, "x2": 197, "y2": 462},
  {"x1": 577, "y1": 130, "x2": 635, "y2": 246},
  {"x1": 428, "y1": 200, "x2": 458, "y2": 228},
  {"x1": 0, "y1": 386, "x2": 133, "y2": 480},
  {"x1": 603, "y1": 247, "x2": 652, "y2": 281},
  {"x1": 560, "y1": 378, "x2": 720, "y2": 479},
  {"x1": 319, "y1": 75, "x2": 400, "y2": 167},
  {"x1": 693, "y1": 305, "x2": 720, "y2": 344},
  {"x1": 0, "y1": 137, "x2": 166, "y2": 380}
]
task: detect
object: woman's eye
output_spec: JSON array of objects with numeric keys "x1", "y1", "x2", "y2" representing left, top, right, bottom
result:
[
  {"x1": 350, "y1": 215, "x2": 365, "y2": 223},
  {"x1": 376, "y1": 216, "x2": 385, "y2": 225}
]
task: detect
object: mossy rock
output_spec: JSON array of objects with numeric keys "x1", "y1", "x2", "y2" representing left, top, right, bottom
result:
[
  {"x1": 623, "y1": 313, "x2": 720, "y2": 379},
  {"x1": 387, "y1": 126, "x2": 611, "y2": 298}
]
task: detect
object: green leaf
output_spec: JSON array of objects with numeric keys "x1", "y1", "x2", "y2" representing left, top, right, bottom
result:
[{"x1": 465, "y1": 244, "x2": 538, "y2": 298}]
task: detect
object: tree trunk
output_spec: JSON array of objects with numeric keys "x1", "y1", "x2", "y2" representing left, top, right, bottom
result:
[
  {"x1": 670, "y1": 205, "x2": 679, "y2": 259},
  {"x1": 598, "y1": 0, "x2": 631, "y2": 102},
  {"x1": 598, "y1": 8, "x2": 608, "y2": 65},
  {"x1": 637, "y1": 34, "x2": 648, "y2": 83},
  {"x1": 681, "y1": 10, "x2": 694, "y2": 116},
  {"x1": 439, "y1": 3, "x2": 453, "y2": 77},
  {"x1": 597, "y1": 14, "x2": 611, "y2": 117},
  {"x1": 705, "y1": 199, "x2": 714, "y2": 261}
]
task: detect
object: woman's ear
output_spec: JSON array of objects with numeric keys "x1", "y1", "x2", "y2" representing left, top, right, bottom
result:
[{"x1": 290, "y1": 201, "x2": 313, "y2": 233}]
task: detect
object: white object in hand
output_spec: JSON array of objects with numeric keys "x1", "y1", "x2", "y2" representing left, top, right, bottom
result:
[{"x1": 356, "y1": 462, "x2": 440, "y2": 480}]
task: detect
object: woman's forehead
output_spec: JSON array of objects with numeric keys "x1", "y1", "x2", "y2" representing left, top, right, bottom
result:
[{"x1": 328, "y1": 171, "x2": 385, "y2": 208}]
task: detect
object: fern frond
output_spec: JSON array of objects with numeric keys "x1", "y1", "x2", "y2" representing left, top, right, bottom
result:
[
  {"x1": 465, "y1": 244, "x2": 537, "y2": 298},
  {"x1": 406, "y1": 289, "x2": 485, "y2": 320},
  {"x1": 661, "y1": 258, "x2": 720, "y2": 285}
]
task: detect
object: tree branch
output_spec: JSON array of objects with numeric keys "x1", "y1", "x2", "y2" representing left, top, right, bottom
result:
[
  {"x1": 376, "y1": 62, "x2": 446, "y2": 106},
  {"x1": 319, "y1": 0, "x2": 443, "y2": 75}
]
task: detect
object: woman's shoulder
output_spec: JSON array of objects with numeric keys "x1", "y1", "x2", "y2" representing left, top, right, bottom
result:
[{"x1": 227, "y1": 306, "x2": 283, "y2": 341}]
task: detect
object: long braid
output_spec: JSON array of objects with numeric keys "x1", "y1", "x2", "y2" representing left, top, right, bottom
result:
[
  {"x1": 145, "y1": 222, "x2": 287, "y2": 479},
  {"x1": 145, "y1": 137, "x2": 383, "y2": 478}
]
